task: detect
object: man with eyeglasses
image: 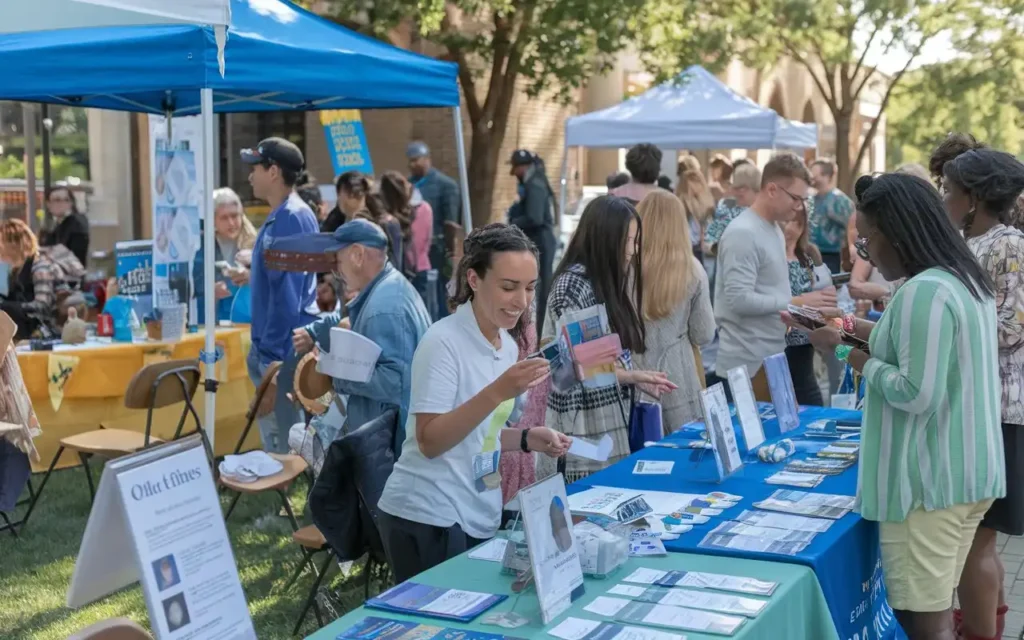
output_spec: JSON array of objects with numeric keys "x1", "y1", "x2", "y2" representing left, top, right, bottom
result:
[
  {"x1": 711, "y1": 152, "x2": 820, "y2": 401},
  {"x1": 239, "y1": 137, "x2": 319, "y2": 453}
]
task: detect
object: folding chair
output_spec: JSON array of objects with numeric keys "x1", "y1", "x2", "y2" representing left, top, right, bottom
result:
[
  {"x1": 220, "y1": 362, "x2": 308, "y2": 530},
  {"x1": 20, "y1": 360, "x2": 204, "y2": 531},
  {"x1": 287, "y1": 524, "x2": 336, "y2": 635}
]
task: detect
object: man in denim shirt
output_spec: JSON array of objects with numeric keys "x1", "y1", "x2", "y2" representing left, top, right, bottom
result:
[
  {"x1": 281, "y1": 220, "x2": 432, "y2": 453},
  {"x1": 240, "y1": 138, "x2": 319, "y2": 452}
]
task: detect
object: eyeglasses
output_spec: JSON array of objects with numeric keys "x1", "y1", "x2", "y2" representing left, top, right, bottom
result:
[
  {"x1": 775, "y1": 184, "x2": 807, "y2": 211},
  {"x1": 854, "y1": 236, "x2": 871, "y2": 261}
]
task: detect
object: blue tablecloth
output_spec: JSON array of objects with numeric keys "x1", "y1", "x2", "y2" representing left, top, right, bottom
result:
[{"x1": 572, "y1": 404, "x2": 905, "y2": 640}]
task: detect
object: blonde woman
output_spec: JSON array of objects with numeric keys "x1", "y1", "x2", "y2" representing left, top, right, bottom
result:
[
  {"x1": 0, "y1": 219, "x2": 61, "y2": 340},
  {"x1": 677, "y1": 169, "x2": 716, "y2": 262},
  {"x1": 209, "y1": 187, "x2": 258, "y2": 321},
  {"x1": 634, "y1": 190, "x2": 716, "y2": 433}
]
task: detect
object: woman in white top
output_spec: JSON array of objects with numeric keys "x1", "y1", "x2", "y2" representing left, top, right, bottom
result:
[{"x1": 377, "y1": 223, "x2": 571, "y2": 582}]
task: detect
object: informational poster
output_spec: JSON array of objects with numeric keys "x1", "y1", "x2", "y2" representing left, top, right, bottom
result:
[
  {"x1": 149, "y1": 115, "x2": 204, "y2": 326},
  {"x1": 115, "y1": 240, "x2": 154, "y2": 321},
  {"x1": 726, "y1": 366, "x2": 765, "y2": 452},
  {"x1": 67, "y1": 436, "x2": 255, "y2": 639},
  {"x1": 700, "y1": 383, "x2": 743, "y2": 480},
  {"x1": 320, "y1": 109, "x2": 374, "y2": 176},
  {"x1": 762, "y1": 353, "x2": 800, "y2": 432},
  {"x1": 518, "y1": 474, "x2": 585, "y2": 624}
]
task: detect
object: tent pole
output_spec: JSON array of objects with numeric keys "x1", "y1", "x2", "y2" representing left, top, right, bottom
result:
[
  {"x1": 200, "y1": 88, "x2": 218, "y2": 452},
  {"x1": 558, "y1": 141, "x2": 569, "y2": 228},
  {"x1": 452, "y1": 106, "x2": 472, "y2": 232}
]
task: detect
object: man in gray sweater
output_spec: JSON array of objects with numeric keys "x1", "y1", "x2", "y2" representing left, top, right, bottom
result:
[{"x1": 712, "y1": 153, "x2": 812, "y2": 399}]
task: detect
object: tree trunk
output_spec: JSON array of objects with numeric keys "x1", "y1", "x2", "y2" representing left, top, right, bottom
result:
[
  {"x1": 834, "y1": 113, "x2": 855, "y2": 196},
  {"x1": 466, "y1": 118, "x2": 510, "y2": 229}
]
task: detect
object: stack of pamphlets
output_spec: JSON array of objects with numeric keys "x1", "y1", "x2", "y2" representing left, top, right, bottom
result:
[
  {"x1": 548, "y1": 304, "x2": 623, "y2": 392},
  {"x1": 752, "y1": 489, "x2": 856, "y2": 520}
]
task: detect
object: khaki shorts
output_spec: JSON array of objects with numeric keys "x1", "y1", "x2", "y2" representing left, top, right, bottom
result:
[{"x1": 880, "y1": 499, "x2": 993, "y2": 612}]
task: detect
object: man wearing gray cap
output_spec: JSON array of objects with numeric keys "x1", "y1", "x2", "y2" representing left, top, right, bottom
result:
[
  {"x1": 278, "y1": 219, "x2": 432, "y2": 452},
  {"x1": 407, "y1": 141, "x2": 460, "y2": 320}
]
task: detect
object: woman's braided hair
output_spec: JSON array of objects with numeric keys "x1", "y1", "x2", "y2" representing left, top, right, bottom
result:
[{"x1": 449, "y1": 223, "x2": 538, "y2": 342}]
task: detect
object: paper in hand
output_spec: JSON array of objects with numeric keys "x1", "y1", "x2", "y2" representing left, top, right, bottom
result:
[{"x1": 569, "y1": 434, "x2": 613, "y2": 461}]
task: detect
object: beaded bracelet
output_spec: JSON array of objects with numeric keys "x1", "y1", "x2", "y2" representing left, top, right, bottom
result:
[
  {"x1": 842, "y1": 314, "x2": 857, "y2": 334},
  {"x1": 835, "y1": 344, "x2": 853, "y2": 362}
]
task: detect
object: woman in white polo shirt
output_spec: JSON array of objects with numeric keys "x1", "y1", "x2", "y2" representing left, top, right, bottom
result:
[{"x1": 377, "y1": 223, "x2": 571, "y2": 582}]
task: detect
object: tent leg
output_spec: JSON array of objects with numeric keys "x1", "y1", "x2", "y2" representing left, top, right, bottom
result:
[
  {"x1": 452, "y1": 106, "x2": 472, "y2": 232},
  {"x1": 200, "y1": 88, "x2": 218, "y2": 452}
]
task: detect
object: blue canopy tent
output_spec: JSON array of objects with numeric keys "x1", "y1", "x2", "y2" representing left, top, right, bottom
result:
[
  {"x1": 558, "y1": 65, "x2": 818, "y2": 214},
  {"x1": 0, "y1": 0, "x2": 467, "y2": 448}
]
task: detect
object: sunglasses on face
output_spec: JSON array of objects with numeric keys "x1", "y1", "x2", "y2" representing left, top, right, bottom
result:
[{"x1": 854, "y1": 236, "x2": 871, "y2": 261}]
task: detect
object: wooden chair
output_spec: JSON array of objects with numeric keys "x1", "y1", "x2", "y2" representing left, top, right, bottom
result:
[
  {"x1": 221, "y1": 362, "x2": 308, "y2": 531},
  {"x1": 67, "y1": 618, "x2": 153, "y2": 640},
  {"x1": 286, "y1": 524, "x2": 336, "y2": 635},
  {"x1": 21, "y1": 360, "x2": 204, "y2": 531}
]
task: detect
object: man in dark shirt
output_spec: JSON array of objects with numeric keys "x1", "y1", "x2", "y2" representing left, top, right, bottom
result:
[
  {"x1": 507, "y1": 149, "x2": 557, "y2": 334},
  {"x1": 407, "y1": 141, "x2": 460, "y2": 319}
]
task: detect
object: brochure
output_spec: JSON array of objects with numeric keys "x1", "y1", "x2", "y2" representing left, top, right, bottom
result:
[
  {"x1": 709, "y1": 521, "x2": 818, "y2": 544},
  {"x1": 365, "y1": 583, "x2": 506, "y2": 622},
  {"x1": 584, "y1": 596, "x2": 632, "y2": 617},
  {"x1": 726, "y1": 366, "x2": 765, "y2": 451},
  {"x1": 518, "y1": 474, "x2": 585, "y2": 624},
  {"x1": 319, "y1": 328, "x2": 382, "y2": 383},
  {"x1": 569, "y1": 435, "x2": 613, "y2": 462},
  {"x1": 785, "y1": 458, "x2": 854, "y2": 476},
  {"x1": 633, "y1": 461, "x2": 674, "y2": 475},
  {"x1": 698, "y1": 532, "x2": 809, "y2": 556},
  {"x1": 621, "y1": 568, "x2": 777, "y2": 597},
  {"x1": 547, "y1": 616, "x2": 685, "y2": 640},
  {"x1": 731, "y1": 510, "x2": 835, "y2": 533},
  {"x1": 752, "y1": 490, "x2": 856, "y2": 520},
  {"x1": 568, "y1": 487, "x2": 653, "y2": 524},
  {"x1": 468, "y1": 539, "x2": 510, "y2": 563},
  {"x1": 616, "y1": 601, "x2": 745, "y2": 635},
  {"x1": 700, "y1": 383, "x2": 743, "y2": 479},
  {"x1": 337, "y1": 616, "x2": 525, "y2": 639},
  {"x1": 764, "y1": 470, "x2": 826, "y2": 488},
  {"x1": 762, "y1": 353, "x2": 800, "y2": 432},
  {"x1": 634, "y1": 586, "x2": 768, "y2": 618}
]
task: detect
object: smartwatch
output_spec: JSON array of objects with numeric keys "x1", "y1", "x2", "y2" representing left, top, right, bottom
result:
[{"x1": 520, "y1": 428, "x2": 532, "y2": 453}]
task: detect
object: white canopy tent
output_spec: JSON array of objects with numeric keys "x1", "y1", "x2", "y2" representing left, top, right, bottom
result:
[
  {"x1": 0, "y1": 0, "x2": 230, "y2": 32},
  {"x1": 559, "y1": 65, "x2": 818, "y2": 215}
]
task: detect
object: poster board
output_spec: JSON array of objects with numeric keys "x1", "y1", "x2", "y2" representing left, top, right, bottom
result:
[
  {"x1": 700, "y1": 383, "x2": 743, "y2": 481},
  {"x1": 320, "y1": 109, "x2": 374, "y2": 176},
  {"x1": 518, "y1": 474, "x2": 585, "y2": 624},
  {"x1": 726, "y1": 366, "x2": 765, "y2": 452},
  {"x1": 763, "y1": 353, "x2": 800, "y2": 433},
  {"x1": 67, "y1": 435, "x2": 255, "y2": 639},
  {"x1": 149, "y1": 115, "x2": 204, "y2": 327},
  {"x1": 115, "y1": 240, "x2": 154, "y2": 321}
]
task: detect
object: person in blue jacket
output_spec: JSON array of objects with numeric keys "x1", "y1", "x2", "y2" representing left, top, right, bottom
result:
[
  {"x1": 284, "y1": 220, "x2": 432, "y2": 454},
  {"x1": 239, "y1": 138, "x2": 320, "y2": 453}
]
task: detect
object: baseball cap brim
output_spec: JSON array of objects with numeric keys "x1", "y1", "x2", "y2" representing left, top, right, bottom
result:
[{"x1": 239, "y1": 148, "x2": 263, "y2": 165}]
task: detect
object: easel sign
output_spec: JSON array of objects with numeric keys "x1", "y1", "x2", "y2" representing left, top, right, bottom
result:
[
  {"x1": 67, "y1": 435, "x2": 255, "y2": 639},
  {"x1": 518, "y1": 473, "x2": 585, "y2": 624}
]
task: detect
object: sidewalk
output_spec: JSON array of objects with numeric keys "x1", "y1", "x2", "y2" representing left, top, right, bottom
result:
[{"x1": 998, "y1": 533, "x2": 1024, "y2": 638}]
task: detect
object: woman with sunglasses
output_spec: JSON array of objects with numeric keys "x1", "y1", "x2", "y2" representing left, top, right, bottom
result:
[
  {"x1": 789, "y1": 172, "x2": 1002, "y2": 640},
  {"x1": 39, "y1": 186, "x2": 89, "y2": 267}
]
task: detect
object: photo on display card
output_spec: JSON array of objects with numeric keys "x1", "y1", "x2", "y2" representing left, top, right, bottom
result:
[
  {"x1": 725, "y1": 366, "x2": 765, "y2": 451},
  {"x1": 700, "y1": 383, "x2": 744, "y2": 480},
  {"x1": 762, "y1": 353, "x2": 800, "y2": 432},
  {"x1": 151, "y1": 554, "x2": 180, "y2": 592},
  {"x1": 518, "y1": 474, "x2": 585, "y2": 624},
  {"x1": 161, "y1": 592, "x2": 191, "y2": 632}
]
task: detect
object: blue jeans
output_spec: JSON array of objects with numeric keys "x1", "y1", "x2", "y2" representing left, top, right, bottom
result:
[{"x1": 246, "y1": 348, "x2": 299, "y2": 454}]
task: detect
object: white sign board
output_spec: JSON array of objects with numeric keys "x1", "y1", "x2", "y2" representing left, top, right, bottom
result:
[
  {"x1": 727, "y1": 366, "x2": 765, "y2": 451},
  {"x1": 518, "y1": 474, "x2": 585, "y2": 624},
  {"x1": 67, "y1": 436, "x2": 255, "y2": 639}
]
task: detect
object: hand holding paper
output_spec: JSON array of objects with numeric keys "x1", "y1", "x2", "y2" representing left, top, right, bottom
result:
[{"x1": 568, "y1": 434, "x2": 613, "y2": 461}]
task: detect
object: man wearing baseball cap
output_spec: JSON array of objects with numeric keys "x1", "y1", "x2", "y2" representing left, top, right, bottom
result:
[
  {"x1": 506, "y1": 149, "x2": 556, "y2": 334},
  {"x1": 239, "y1": 137, "x2": 320, "y2": 452},
  {"x1": 276, "y1": 219, "x2": 432, "y2": 453},
  {"x1": 407, "y1": 141, "x2": 460, "y2": 320}
]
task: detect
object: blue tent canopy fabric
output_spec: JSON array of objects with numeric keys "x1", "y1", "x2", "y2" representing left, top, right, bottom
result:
[
  {"x1": 0, "y1": 0, "x2": 460, "y2": 113},
  {"x1": 565, "y1": 65, "x2": 817, "y2": 150}
]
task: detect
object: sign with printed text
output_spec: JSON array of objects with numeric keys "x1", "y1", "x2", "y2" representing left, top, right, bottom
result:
[
  {"x1": 320, "y1": 109, "x2": 374, "y2": 176},
  {"x1": 115, "y1": 240, "x2": 155, "y2": 321},
  {"x1": 67, "y1": 436, "x2": 255, "y2": 639}
]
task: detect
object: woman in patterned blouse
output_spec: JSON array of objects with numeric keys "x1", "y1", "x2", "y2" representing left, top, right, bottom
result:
[
  {"x1": 0, "y1": 220, "x2": 60, "y2": 340},
  {"x1": 942, "y1": 148, "x2": 1024, "y2": 640}
]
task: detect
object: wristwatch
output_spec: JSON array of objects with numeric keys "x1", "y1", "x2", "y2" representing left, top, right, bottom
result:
[{"x1": 520, "y1": 428, "x2": 532, "y2": 453}]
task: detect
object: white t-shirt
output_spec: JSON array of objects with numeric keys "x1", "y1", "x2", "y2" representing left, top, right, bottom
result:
[{"x1": 377, "y1": 302, "x2": 519, "y2": 539}]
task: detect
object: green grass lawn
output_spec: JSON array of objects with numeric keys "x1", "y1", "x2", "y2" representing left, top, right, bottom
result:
[{"x1": 1, "y1": 464, "x2": 371, "y2": 639}]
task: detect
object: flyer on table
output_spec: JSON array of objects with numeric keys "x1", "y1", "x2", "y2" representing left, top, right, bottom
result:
[{"x1": 115, "y1": 445, "x2": 255, "y2": 639}]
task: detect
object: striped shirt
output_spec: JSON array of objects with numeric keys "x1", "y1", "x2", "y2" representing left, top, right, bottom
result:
[{"x1": 857, "y1": 268, "x2": 1005, "y2": 522}]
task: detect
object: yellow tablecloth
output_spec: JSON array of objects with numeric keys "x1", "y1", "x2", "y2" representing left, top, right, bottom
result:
[{"x1": 18, "y1": 328, "x2": 262, "y2": 472}]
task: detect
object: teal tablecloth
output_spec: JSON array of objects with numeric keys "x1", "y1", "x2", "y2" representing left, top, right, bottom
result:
[{"x1": 308, "y1": 551, "x2": 838, "y2": 640}]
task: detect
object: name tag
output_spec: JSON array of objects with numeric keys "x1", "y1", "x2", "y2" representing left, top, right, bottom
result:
[{"x1": 473, "y1": 451, "x2": 501, "y2": 492}]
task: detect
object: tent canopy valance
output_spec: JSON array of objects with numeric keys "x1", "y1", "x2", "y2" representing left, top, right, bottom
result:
[
  {"x1": 565, "y1": 65, "x2": 817, "y2": 151},
  {"x1": 0, "y1": 0, "x2": 459, "y2": 114}
]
